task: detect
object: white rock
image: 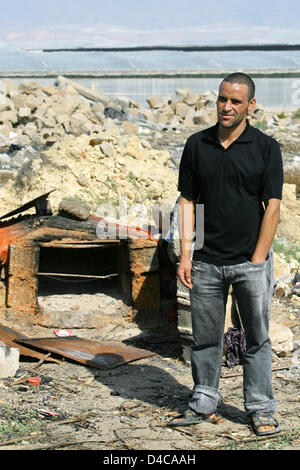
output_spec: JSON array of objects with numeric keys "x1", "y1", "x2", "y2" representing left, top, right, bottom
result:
[
  {"x1": 269, "y1": 322, "x2": 294, "y2": 355},
  {"x1": 18, "y1": 106, "x2": 31, "y2": 118},
  {"x1": 100, "y1": 142, "x2": 114, "y2": 158}
]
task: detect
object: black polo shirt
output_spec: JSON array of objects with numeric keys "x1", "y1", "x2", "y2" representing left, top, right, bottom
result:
[{"x1": 178, "y1": 120, "x2": 283, "y2": 265}]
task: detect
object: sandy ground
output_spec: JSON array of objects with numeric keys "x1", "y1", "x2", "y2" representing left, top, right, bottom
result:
[
  {"x1": 0, "y1": 126, "x2": 299, "y2": 455},
  {"x1": 0, "y1": 291, "x2": 299, "y2": 453}
]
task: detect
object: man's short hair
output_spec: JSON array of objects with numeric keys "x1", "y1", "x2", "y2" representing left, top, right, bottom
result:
[{"x1": 221, "y1": 72, "x2": 255, "y2": 101}]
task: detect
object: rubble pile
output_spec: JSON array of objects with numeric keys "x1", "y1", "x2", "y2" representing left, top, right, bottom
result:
[
  {"x1": 0, "y1": 77, "x2": 111, "y2": 149},
  {"x1": 0, "y1": 130, "x2": 179, "y2": 224},
  {"x1": 0, "y1": 76, "x2": 299, "y2": 235},
  {"x1": 0, "y1": 77, "x2": 272, "y2": 151},
  {"x1": 145, "y1": 88, "x2": 266, "y2": 128}
]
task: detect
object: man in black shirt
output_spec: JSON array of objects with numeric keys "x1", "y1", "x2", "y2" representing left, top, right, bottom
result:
[{"x1": 169, "y1": 73, "x2": 283, "y2": 436}]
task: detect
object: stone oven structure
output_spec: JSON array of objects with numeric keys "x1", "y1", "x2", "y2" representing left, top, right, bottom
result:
[{"x1": 0, "y1": 203, "x2": 162, "y2": 329}]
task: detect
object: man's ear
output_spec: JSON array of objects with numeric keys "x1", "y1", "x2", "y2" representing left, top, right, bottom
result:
[{"x1": 248, "y1": 97, "x2": 256, "y2": 111}]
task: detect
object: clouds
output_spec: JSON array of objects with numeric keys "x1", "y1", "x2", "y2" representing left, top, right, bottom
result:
[
  {"x1": 1, "y1": 0, "x2": 300, "y2": 49},
  {"x1": 2, "y1": 0, "x2": 300, "y2": 29}
]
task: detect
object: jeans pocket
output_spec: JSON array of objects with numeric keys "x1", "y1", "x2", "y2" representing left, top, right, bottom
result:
[
  {"x1": 247, "y1": 260, "x2": 267, "y2": 267},
  {"x1": 192, "y1": 259, "x2": 206, "y2": 271}
]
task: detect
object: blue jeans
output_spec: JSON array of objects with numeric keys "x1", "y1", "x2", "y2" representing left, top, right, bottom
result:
[{"x1": 189, "y1": 257, "x2": 276, "y2": 417}]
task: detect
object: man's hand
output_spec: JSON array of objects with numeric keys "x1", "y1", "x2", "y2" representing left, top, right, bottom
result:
[
  {"x1": 177, "y1": 257, "x2": 193, "y2": 289},
  {"x1": 251, "y1": 198, "x2": 281, "y2": 263},
  {"x1": 177, "y1": 196, "x2": 195, "y2": 289}
]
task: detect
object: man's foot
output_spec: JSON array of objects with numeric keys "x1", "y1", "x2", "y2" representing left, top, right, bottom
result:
[
  {"x1": 167, "y1": 409, "x2": 221, "y2": 427},
  {"x1": 250, "y1": 413, "x2": 281, "y2": 436}
]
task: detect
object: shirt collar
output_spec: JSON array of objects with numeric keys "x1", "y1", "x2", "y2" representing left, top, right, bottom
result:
[{"x1": 203, "y1": 119, "x2": 254, "y2": 144}]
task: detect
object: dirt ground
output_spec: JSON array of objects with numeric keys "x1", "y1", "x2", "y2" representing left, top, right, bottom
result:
[{"x1": 0, "y1": 291, "x2": 299, "y2": 453}]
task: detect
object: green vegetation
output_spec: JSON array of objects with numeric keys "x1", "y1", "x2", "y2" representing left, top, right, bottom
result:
[
  {"x1": 226, "y1": 428, "x2": 300, "y2": 451},
  {"x1": 292, "y1": 108, "x2": 300, "y2": 119},
  {"x1": 0, "y1": 404, "x2": 44, "y2": 441},
  {"x1": 254, "y1": 121, "x2": 268, "y2": 130},
  {"x1": 273, "y1": 238, "x2": 300, "y2": 263},
  {"x1": 277, "y1": 112, "x2": 287, "y2": 119}
]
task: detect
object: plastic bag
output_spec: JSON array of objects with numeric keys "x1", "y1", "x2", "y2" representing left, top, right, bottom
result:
[{"x1": 223, "y1": 327, "x2": 246, "y2": 367}]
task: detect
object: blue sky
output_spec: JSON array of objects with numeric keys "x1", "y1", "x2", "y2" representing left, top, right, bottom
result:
[{"x1": 1, "y1": 0, "x2": 300, "y2": 48}]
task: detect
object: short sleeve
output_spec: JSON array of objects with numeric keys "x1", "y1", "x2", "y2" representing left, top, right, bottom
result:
[
  {"x1": 177, "y1": 139, "x2": 198, "y2": 201},
  {"x1": 261, "y1": 140, "x2": 283, "y2": 201}
]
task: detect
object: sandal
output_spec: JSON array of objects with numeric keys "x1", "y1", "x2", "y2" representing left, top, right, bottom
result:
[
  {"x1": 251, "y1": 413, "x2": 281, "y2": 436},
  {"x1": 167, "y1": 409, "x2": 221, "y2": 427}
]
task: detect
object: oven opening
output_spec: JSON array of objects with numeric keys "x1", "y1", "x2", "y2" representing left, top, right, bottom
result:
[{"x1": 37, "y1": 244, "x2": 129, "y2": 323}]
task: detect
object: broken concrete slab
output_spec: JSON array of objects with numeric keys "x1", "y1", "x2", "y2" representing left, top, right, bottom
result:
[{"x1": 55, "y1": 76, "x2": 109, "y2": 106}]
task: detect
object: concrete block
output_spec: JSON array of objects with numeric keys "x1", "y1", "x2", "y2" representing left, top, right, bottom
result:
[
  {"x1": 23, "y1": 122, "x2": 38, "y2": 138},
  {"x1": 19, "y1": 80, "x2": 42, "y2": 94},
  {"x1": 175, "y1": 88, "x2": 192, "y2": 100},
  {"x1": 3, "y1": 78, "x2": 19, "y2": 97},
  {"x1": 131, "y1": 272, "x2": 161, "y2": 312},
  {"x1": 24, "y1": 94, "x2": 44, "y2": 111},
  {"x1": 147, "y1": 95, "x2": 163, "y2": 109},
  {"x1": 128, "y1": 241, "x2": 159, "y2": 273},
  {"x1": 8, "y1": 243, "x2": 40, "y2": 277},
  {"x1": 0, "y1": 343, "x2": 20, "y2": 378},
  {"x1": 18, "y1": 106, "x2": 31, "y2": 118},
  {"x1": 6, "y1": 276, "x2": 38, "y2": 309},
  {"x1": 183, "y1": 109, "x2": 196, "y2": 127},
  {"x1": 123, "y1": 121, "x2": 139, "y2": 135},
  {"x1": 0, "y1": 109, "x2": 18, "y2": 124},
  {"x1": 177, "y1": 298, "x2": 192, "y2": 332},
  {"x1": 175, "y1": 102, "x2": 190, "y2": 118},
  {"x1": 0, "y1": 280, "x2": 6, "y2": 308},
  {"x1": 156, "y1": 112, "x2": 174, "y2": 125},
  {"x1": 183, "y1": 92, "x2": 200, "y2": 106},
  {"x1": 179, "y1": 332, "x2": 193, "y2": 364},
  {"x1": 49, "y1": 93, "x2": 80, "y2": 115}
]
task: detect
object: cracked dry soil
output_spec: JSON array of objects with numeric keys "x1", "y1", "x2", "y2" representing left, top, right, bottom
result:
[{"x1": 0, "y1": 297, "x2": 299, "y2": 452}]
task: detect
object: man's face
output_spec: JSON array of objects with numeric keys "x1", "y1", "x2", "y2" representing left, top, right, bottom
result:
[{"x1": 217, "y1": 81, "x2": 256, "y2": 129}]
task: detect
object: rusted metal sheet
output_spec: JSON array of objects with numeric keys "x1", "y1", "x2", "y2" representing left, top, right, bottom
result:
[
  {"x1": 0, "y1": 222, "x2": 27, "y2": 265},
  {"x1": 0, "y1": 325, "x2": 59, "y2": 362},
  {"x1": 15, "y1": 336, "x2": 156, "y2": 369}
]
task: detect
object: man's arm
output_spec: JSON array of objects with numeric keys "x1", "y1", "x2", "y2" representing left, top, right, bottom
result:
[
  {"x1": 177, "y1": 196, "x2": 195, "y2": 289},
  {"x1": 251, "y1": 198, "x2": 281, "y2": 263}
]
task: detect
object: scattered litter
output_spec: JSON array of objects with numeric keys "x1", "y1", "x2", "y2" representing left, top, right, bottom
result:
[
  {"x1": 14, "y1": 369, "x2": 25, "y2": 378},
  {"x1": 27, "y1": 377, "x2": 41, "y2": 386},
  {"x1": 8, "y1": 374, "x2": 28, "y2": 387},
  {"x1": 54, "y1": 329, "x2": 73, "y2": 337},
  {"x1": 37, "y1": 409, "x2": 59, "y2": 417},
  {"x1": 40, "y1": 375, "x2": 52, "y2": 385},
  {"x1": 83, "y1": 377, "x2": 95, "y2": 386}
]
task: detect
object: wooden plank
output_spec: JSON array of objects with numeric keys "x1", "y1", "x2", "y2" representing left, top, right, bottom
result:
[
  {"x1": 37, "y1": 272, "x2": 118, "y2": 279},
  {"x1": 39, "y1": 243, "x2": 120, "y2": 249},
  {"x1": 39, "y1": 240, "x2": 121, "y2": 247}
]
